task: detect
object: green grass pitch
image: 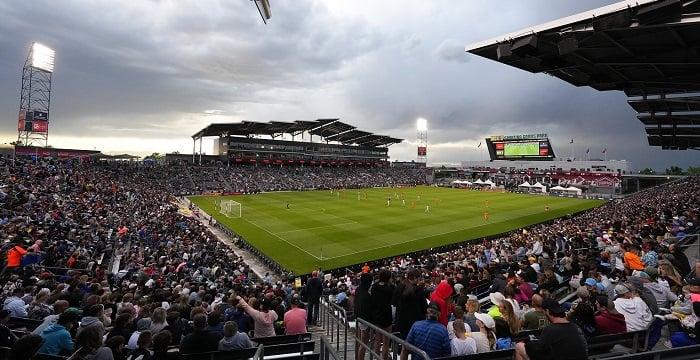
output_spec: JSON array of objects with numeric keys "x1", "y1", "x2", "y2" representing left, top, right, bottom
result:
[{"x1": 189, "y1": 186, "x2": 604, "y2": 274}]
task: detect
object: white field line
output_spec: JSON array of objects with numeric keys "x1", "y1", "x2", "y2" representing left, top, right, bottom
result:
[
  {"x1": 242, "y1": 217, "x2": 321, "y2": 260},
  {"x1": 273, "y1": 221, "x2": 357, "y2": 235}
]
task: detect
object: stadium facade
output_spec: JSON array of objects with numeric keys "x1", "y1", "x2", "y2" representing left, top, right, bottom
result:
[{"x1": 189, "y1": 119, "x2": 402, "y2": 166}]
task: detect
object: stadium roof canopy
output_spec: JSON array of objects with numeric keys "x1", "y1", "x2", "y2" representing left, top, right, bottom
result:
[
  {"x1": 192, "y1": 119, "x2": 402, "y2": 147},
  {"x1": 466, "y1": 0, "x2": 700, "y2": 150}
]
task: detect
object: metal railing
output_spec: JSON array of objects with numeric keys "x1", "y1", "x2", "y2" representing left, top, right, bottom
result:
[
  {"x1": 354, "y1": 317, "x2": 431, "y2": 360},
  {"x1": 320, "y1": 335, "x2": 344, "y2": 360},
  {"x1": 319, "y1": 297, "x2": 350, "y2": 360}
]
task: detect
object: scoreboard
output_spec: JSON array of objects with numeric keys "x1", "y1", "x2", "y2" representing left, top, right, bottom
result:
[{"x1": 486, "y1": 134, "x2": 555, "y2": 161}]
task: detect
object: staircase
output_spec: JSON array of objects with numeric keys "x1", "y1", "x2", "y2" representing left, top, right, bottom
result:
[{"x1": 315, "y1": 299, "x2": 356, "y2": 360}]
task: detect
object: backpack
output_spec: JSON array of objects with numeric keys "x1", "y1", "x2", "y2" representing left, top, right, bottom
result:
[{"x1": 495, "y1": 337, "x2": 513, "y2": 350}]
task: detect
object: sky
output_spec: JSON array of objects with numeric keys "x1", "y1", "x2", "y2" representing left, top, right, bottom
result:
[{"x1": 0, "y1": 0, "x2": 696, "y2": 170}]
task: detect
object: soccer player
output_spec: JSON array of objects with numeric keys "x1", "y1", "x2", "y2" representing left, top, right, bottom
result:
[
  {"x1": 425, "y1": 205, "x2": 430, "y2": 213},
  {"x1": 483, "y1": 211, "x2": 490, "y2": 222},
  {"x1": 357, "y1": 192, "x2": 361, "y2": 201},
  {"x1": 402, "y1": 199, "x2": 406, "y2": 206},
  {"x1": 286, "y1": 203, "x2": 291, "y2": 209},
  {"x1": 386, "y1": 197, "x2": 391, "y2": 207},
  {"x1": 544, "y1": 204, "x2": 550, "y2": 211}
]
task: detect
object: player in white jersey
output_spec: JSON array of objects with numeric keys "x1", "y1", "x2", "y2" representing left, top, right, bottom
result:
[{"x1": 425, "y1": 205, "x2": 430, "y2": 213}]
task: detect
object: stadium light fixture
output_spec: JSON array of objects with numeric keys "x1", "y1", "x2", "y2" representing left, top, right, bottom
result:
[
  {"x1": 253, "y1": 0, "x2": 271, "y2": 24},
  {"x1": 31, "y1": 42, "x2": 55, "y2": 73},
  {"x1": 416, "y1": 118, "x2": 428, "y2": 132}
]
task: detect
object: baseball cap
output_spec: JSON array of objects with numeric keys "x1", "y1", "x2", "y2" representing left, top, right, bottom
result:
[
  {"x1": 614, "y1": 284, "x2": 631, "y2": 297},
  {"x1": 454, "y1": 283, "x2": 464, "y2": 294},
  {"x1": 474, "y1": 312, "x2": 495, "y2": 329},
  {"x1": 542, "y1": 299, "x2": 565, "y2": 314},
  {"x1": 644, "y1": 267, "x2": 658, "y2": 278},
  {"x1": 489, "y1": 292, "x2": 505, "y2": 306},
  {"x1": 584, "y1": 278, "x2": 597, "y2": 287},
  {"x1": 427, "y1": 302, "x2": 441, "y2": 313}
]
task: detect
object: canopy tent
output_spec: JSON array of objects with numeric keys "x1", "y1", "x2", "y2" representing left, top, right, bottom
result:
[
  {"x1": 550, "y1": 185, "x2": 567, "y2": 191},
  {"x1": 452, "y1": 180, "x2": 472, "y2": 185},
  {"x1": 473, "y1": 179, "x2": 485, "y2": 184},
  {"x1": 564, "y1": 186, "x2": 583, "y2": 195},
  {"x1": 518, "y1": 181, "x2": 532, "y2": 188},
  {"x1": 482, "y1": 179, "x2": 496, "y2": 188},
  {"x1": 531, "y1": 182, "x2": 546, "y2": 193}
]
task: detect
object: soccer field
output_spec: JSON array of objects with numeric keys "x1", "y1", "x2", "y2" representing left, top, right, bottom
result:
[{"x1": 189, "y1": 186, "x2": 604, "y2": 274}]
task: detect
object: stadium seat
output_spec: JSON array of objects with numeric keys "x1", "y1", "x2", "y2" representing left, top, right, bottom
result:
[
  {"x1": 261, "y1": 341, "x2": 315, "y2": 357},
  {"x1": 433, "y1": 348, "x2": 515, "y2": 360},
  {"x1": 180, "y1": 346, "x2": 259, "y2": 360},
  {"x1": 601, "y1": 344, "x2": 700, "y2": 360},
  {"x1": 8, "y1": 317, "x2": 44, "y2": 332},
  {"x1": 252, "y1": 333, "x2": 312, "y2": 346},
  {"x1": 587, "y1": 330, "x2": 649, "y2": 358}
]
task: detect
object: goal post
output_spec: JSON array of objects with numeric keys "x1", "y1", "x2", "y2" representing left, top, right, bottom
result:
[{"x1": 220, "y1": 199, "x2": 242, "y2": 218}]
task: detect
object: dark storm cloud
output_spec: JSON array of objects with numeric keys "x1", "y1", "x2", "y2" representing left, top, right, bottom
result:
[{"x1": 0, "y1": 0, "x2": 382, "y2": 137}]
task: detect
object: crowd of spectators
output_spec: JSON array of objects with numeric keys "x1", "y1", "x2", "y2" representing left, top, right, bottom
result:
[
  {"x1": 0, "y1": 154, "x2": 698, "y2": 360},
  {"x1": 173, "y1": 165, "x2": 427, "y2": 195}
]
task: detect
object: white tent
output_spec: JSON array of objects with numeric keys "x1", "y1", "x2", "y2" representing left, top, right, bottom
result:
[
  {"x1": 531, "y1": 182, "x2": 546, "y2": 193},
  {"x1": 518, "y1": 181, "x2": 532, "y2": 187},
  {"x1": 564, "y1": 186, "x2": 583, "y2": 195},
  {"x1": 483, "y1": 179, "x2": 495, "y2": 188},
  {"x1": 473, "y1": 179, "x2": 485, "y2": 184},
  {"x1": 550, "y1": 185, "x2": 566, "y2": 191},
  {"x1": 452, "y1": 180, "x2": 472, "y2": 185}
]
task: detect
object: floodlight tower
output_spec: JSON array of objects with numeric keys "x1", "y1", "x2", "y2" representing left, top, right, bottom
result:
[
  {"x1": 18, "y1": 42, "x2": 55, "y2": 147},
  {"x1": 416, "y1": 118, "x2": 428, "y2": 163}
]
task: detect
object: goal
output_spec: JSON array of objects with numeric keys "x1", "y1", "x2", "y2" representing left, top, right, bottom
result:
[{"x1": 220, "y1": 199, "x2": 242, "y2": 218}]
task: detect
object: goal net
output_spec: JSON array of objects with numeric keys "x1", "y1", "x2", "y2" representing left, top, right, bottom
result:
[{"x1": 219, "y1": 199, "x2": 242, "y2": 218}]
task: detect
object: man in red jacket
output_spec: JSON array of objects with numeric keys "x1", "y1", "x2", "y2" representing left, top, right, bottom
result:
[
  {"x1": 594, "y1": 295, "x2": 626, "y2": 335},
  {"x1": 429, "y1": 280, "x2": 453, "y2": 326}
]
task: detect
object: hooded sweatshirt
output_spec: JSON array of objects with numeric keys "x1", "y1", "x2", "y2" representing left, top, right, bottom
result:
[
  {"x1": 430, "y1": 281, "x2": 453, "y2": 326},
  {"x1": 218, "y1": 331, "x2": 253, "y2": 351},
  {"x1": 76, "y1": 316, "x2": 105, "y2": 340},
  {"x1": 644, "y1": 282, "x2": 678, "y2": 309},
  {"x1": 38, "y1": 324, "x2": 73, "y2": 355},
  {"x1": 613, "y1": 297, "x2": 653, "y2": 331}
]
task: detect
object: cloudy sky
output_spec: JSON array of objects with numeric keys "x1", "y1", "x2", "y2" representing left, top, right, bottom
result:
[{"x1": 0, "y1": 0, "x2": 695, "y2": 170}]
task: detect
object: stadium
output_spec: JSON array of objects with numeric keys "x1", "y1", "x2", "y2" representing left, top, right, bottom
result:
[{"x1": 0, "y1": 1, "x2": 699, "y2": 360}]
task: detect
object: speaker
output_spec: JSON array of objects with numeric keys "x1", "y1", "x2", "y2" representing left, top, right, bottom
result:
[{"x1": 511, "y1": 35, "x2": 538, "y2": 56}]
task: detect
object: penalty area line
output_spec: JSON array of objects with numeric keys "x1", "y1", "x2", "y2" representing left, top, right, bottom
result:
[{"x1": 242, "y1": 218, "x2": 321, "y2": 261}]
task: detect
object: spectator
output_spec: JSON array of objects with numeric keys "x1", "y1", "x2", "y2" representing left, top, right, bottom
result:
[
  {"x1": 495, "y1": 299, "x2": 520, "y2": 340},
  {"x1": 522, "y1": 294, "x2": 548, "y2": 330},
  {"x1": 180, "y1": 314, "x2": 221, "y2": 354},
  {"x1": 27, "y1": 289, "x2": 52, "y2": 320},
  {"x1": 487, "y1": 292, "x2": 504, "y2": 318},
  {"x1": 594, "y1": 295, "x2": 626, "y2": 335},
  {"x1": 105, "y1": 336, "x2": 127, "y2": 360},
  {"x1": 128, "y1": 330, "x2": 153, "y2": 360},
  {"x1": 471, "y1": 313, "x2": 497, "y2": 353},
  {"x1": 127, "y1": 318, "x2": 152, "y2": 351},
  {"x1": 354, "y1": 273, "x2": 373, "y2": 360},
  {"x1": 568, "y1": 287, "x2": 597, "y2": 338},
  {"x1": 219, "y1": 321, "x2": 253, "y2": 351},
  {"x1": 74, "y1": 326, "x2": 114, "y2": 360},
  {"x1": 0, "y1": 310, "x2": 18, "y2": 347},
  {"x1": 237, "y1": 296, "x2": 277, "y2": 338},
  {"x1": 403, "y1": 302, "x2": 451, "y2": 360},
  {"x1": 32, "y1": 301, "x2": 71, "y2": 335},
  {"x1": 643, "y1": 267, "x2": 678, "y2": 309},
  {"x1": 206, "y1": 311, "x2": 225, "y2": 337},
  {"x1": 463, "y1": 295, "x2": 480, "y2": 332},
  {"x1": 450, "y1": 319, "x2": 477, "y2": 356},
  {"x1": 3, "y1": 288, "x2": 27, "y2": 318},
  {"x1": 392, "y1": 269, "x2": 427, "y2": 339},
  {"x1": 515, "y1": 299, "x2": 588, "y2": 360},
  {"x1": 430, "y1": 280, "x2": 453, "y2": 326},
  {"x1": 8, "y1": 333, "x2": 43, "y2": 360},
  {"x1": 37, "y1": 310, "x2": 80, "y2": 356},
  {"x1": 370, "y1": 269, "x2": 394, "y2": 360},
  {"x1": 4, "y1": 240, "x2": 27, "y2": 273},
  {"x1": 304, "y1": 270, "x2": 323, "y2": 326},
  {"x1": 624, "y1": 245, "x2": 645, "y2": 272},
  {"x1": 77, "y1": 304, "x2": 106, "y2": 341},
  {"x1": 152, "y1": 331, "x2": 177, "y2": 360},
  {"x1": 613, "y1": 284, "x2": 653, "y2": 332},
  {"x1": 447, "y1": 306, "x2": 467, "y2": 339},
  {"x1": 284, "y1": 296, "x2": 307, "y2": 335},
  {"x1": 108, "y1": 313, "x2": 134, "y2": 342},
  {"x1": 149, "y1": 308, "x2": 168, "y2": 336}
]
